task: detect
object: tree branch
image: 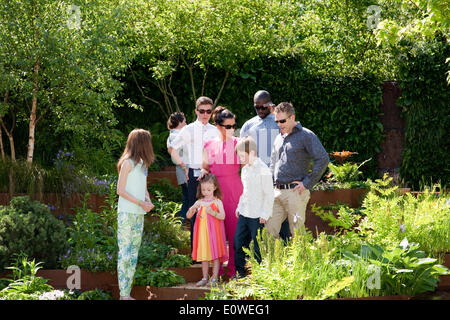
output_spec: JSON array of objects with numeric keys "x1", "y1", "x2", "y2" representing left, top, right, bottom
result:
[{"x1": 130, "y1": 69, "x2": 169, "y2": 119}]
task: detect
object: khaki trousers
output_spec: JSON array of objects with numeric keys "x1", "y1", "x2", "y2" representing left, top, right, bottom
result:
[{"x1": 266, "y1": 188, "x2": 310, "y2": 238}]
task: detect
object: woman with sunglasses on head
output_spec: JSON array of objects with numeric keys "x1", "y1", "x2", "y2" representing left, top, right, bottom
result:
[{"x1": 199, "y1": 106, "x2": 243, "y2": 279}]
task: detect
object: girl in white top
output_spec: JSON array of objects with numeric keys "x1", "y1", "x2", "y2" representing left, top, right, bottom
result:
[{"x1": 116, "y1": 129, "x2": 155, "y2": 300}]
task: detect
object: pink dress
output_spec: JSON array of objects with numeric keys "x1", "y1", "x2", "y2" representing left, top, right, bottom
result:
[{"x1": 204, "y1": 137, "x2": 243, "y2": 277}]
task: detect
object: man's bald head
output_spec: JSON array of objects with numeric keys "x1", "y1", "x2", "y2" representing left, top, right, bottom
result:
[
  {"x1": 253, "y1": 90, "x2": 272, "y2": 119},
  {"x1": 253, "y1": 90, "x2": 271, "y2": 104}
]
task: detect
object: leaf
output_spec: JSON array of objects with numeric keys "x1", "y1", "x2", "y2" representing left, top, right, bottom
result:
[
  {"x1": 399, "y1": 237, "x2": 409, "y2": 249},
  {"x1": 412, "y1": 258, "x2": 437, "y2": 266}
]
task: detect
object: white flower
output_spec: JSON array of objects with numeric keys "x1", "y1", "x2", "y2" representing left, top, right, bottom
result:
[
  {"x1": 38, "y1": 290, "x2": 66, "y2": 300},
  {"x1": 293, "y1": 212, "x2": 302, "y2": 225}
]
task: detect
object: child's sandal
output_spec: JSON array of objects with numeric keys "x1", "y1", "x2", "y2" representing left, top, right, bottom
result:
[{"x1": 196, "y1": 278, "x2": 208, "y2": 287}]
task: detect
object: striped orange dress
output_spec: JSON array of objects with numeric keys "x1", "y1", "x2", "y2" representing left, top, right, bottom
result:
[{"x1": 192, "y1": 201, "x2": 228, "y2": 263}]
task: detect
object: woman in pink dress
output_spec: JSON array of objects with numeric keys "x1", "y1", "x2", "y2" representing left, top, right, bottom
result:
[{"x1": 201, "y1": 106, "x2": 243, "y2": 278}]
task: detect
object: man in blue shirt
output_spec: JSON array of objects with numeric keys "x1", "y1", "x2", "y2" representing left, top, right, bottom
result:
[
  {"x1": 240, "y1": 90, "x2": 279, "y2": 167},
  {"x1": 240, "y1": 90, "x2": 290, "y2": 240}
]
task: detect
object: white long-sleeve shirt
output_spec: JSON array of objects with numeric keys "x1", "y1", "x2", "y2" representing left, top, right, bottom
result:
[
  {"x1": 236, "y1": 157, "x2": 274, "y2": 220},
  {"x1": 170, "y1": 120, "x2": 219, "y2": 169}
]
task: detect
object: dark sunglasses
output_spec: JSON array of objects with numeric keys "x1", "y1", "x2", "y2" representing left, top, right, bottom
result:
[
  {"x1": 197, "y1": 108, "x2": 212, "y2": 114},
  {"x1": 219, "y1": 123, "x2": 237, "y2": 130},
  {"x1": 254, "y1": 105, "x2": 269, "y2": 111},
  {"x1": 275, "y1": 118, "x2": 288, "y2": 124}
]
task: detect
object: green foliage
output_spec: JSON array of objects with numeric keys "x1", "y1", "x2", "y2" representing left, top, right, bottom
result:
[
  {"x1": 145, "y1": 194, "x2": 190, "y2": 251},
  {"x1": 0, "y1": 196, "x2": 67, "y2": 272},
  {"x1": 0, "y1": 157, "x2": 112, "y2": 195},
  {"x1": 395, "y1": 40, "x2": 449, "y2": 189},
  {"x1": 359, "y1": 176, "x2": 450, "y2": 255},
  {"x1": 0, "y1": 254, "x2": 53, "y2": 300},
  {"x1": 312, "y1": 204, "x2": 362, "y2": 232},
  {"x1": 59, "y1": 189, "x2": 191, "y2": 272},
  {"x1": 206, "y1": 230, "x2": 368, "y2": 300},
  {"x1": 328, "y1": 159, "x2": 371, "y2": 185},
  {"x1": 0, "y1": 0, "x2": 135, "y2": 163},
  {"x1": 76, "y1": 288, "x2": 113, "y2": 300},
  {"x1": 341, "y1": 239, "x2": 450, "y2": 296},
  {"x1": 59, "y1": 193, "x2": 118, "y2": 272},
  {"x1": 206, "y1": 229, "x2": 449, "y2": 300},
  {"x1": 134, "y1": 267, "x2": 185, "y2": 287},
  {"x1": 148, "y1": 178, "x2": 183, "y2": 203},
  {"x1": 147, "y1": 122, "x2": 171, "y2": 171}
]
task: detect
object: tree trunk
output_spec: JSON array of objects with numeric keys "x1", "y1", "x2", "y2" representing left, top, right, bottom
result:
[
  {"x1": 0, "y1": 126, "x2": 4, "y2": 160},
  {"x1": 0, "y1": 90, "x2": 15, "y2": 161},
  {"x1": 213, "y1": 70, "x2": 230, "y2": 107},
  {"x1": 27, "y1": 59, "x2": 40, "y2": 166}
]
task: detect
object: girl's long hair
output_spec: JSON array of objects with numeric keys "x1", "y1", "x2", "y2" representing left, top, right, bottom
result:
[
  {"x1": 117, "y1": 129, "x2": 155, "y2": 173},
  {"x1": 196, "y1": 173, "x2": 223, "y2": 200}
]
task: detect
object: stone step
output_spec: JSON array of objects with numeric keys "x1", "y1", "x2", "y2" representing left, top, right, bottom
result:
[{"x1": 110, "y1": 282, "x2": 211, "y2": 300}]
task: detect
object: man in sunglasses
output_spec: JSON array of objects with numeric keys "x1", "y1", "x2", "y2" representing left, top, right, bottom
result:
[
  {"x1": 240, "y1": 90, "x2": 279, "y2": 167},
  {"x1": 240, "y1": 90, "x2": 290, "y2": 240},
  {"x1": 168, "y1": 96, "x2": 219, "y2": 248},
  {"x1": 266, "y1": 102, "x2": 329, "y2": 238}
]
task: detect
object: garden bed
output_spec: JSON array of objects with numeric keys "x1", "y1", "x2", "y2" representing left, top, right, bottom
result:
[
  {"x1": 0, "y1": 193, "x2": 106, "y2": 216},
  {"x1": 148, "y1": 166, "x2": 178, "y2": 187},
  {"x1": 306, "y1": 188, "x2": 367, "y2": 235}
]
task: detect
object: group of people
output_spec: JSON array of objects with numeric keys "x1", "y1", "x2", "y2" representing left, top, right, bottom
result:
[{"x1": 115, "y1": 90, "x2": 329, "y2": 300}]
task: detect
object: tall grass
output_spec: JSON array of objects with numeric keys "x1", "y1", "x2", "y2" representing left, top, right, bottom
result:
[{"x1": 0, "y1": 158, "x2": 111, "y2": 196}]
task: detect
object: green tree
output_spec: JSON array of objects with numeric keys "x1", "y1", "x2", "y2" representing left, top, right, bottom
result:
[
  {"x1": 128, "y1": 0, "x2": 293, "y2": 117},
  {"x1": 0, "y1": 0, "x2": 134, "y2": 165}
]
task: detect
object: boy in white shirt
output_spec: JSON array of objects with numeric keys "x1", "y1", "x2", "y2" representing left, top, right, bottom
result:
[{"x1": 234, "y1": 137, "x2": 274, "y2": 278}]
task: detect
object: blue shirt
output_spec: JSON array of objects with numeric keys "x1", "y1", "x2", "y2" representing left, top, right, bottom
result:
[
  {"x1": 270, "y1": 122, "x2": 329, "y2": 190},
  {"x1": 240, "y1": 113, "x2": 280, "y2": 166}
]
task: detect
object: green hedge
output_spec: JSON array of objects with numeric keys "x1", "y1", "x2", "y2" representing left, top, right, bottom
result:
[
  {"x1": 118, "y1": 56, "x2": 384, "y2": 177},
  {"x1": 397, "y1": 40, "x2": 450, "y2": 189}
]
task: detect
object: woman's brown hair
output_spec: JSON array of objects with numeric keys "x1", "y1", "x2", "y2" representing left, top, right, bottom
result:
[
  {"x1": 117, "y1": 129, "x2": 155, "y2": 173},
  {"x1": 167, "y1": 112, "x2": 186, "y2": 130},
  {"x1": 212, "y1": 106, "x2": 235, "y2": 126},
  {"x1": 196, "y1": 173, "x2": 223, "y2": 200}
]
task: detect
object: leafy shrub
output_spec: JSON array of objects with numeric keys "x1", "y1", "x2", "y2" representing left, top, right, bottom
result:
[
  {"x1": 59, "y1": 190, "x2": 191, "y2": 272},
  {"x1": 340, "y1": 239, "x2": 450, "y2": 296},
  {"x1": 148, "y1": 178, "x2": 182, "y2": 203},
  {"x1": 76, "y1": 288, "x2": 113, "y2": 300},
  {"x1": 161, "y1": 254, "x2": 192, "y2": 268},
  {"x1": 134, "y1": 267, "x2": 185, "y2": 287},
  {"x1": 0, "y1": 254, "x2": 53, "y2": 300},
  {"x1": 59, "y1": 192, "x2": 118, "y2": 272},
  {"x1": 144, "y1": 194, "x2": 190, "y2": 251},
  {"x1": 0, "y1": 197, "x2": 68, "y2": 271},
  {"x1": 359, "y1": 176, "x2": 450, "y2": 255},
  {"x1": 0, "y1": 157, "x2": 111, "y2": 196},
  {"x1": 206, "y1": 230, "x2": 449, "y2": 300}
]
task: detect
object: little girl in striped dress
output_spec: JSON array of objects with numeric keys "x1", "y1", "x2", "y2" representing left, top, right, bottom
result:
[{"x1": 187, "y1": 173, "x2": 227, "y2": 287}]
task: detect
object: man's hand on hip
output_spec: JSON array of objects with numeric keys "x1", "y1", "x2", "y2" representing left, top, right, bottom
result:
[{"x1": 292, "y1": 181, "x2": 306, "y2": 195}]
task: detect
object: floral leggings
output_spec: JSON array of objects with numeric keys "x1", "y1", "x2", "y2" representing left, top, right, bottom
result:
[{"x1": 117, "y1": 212, "x2": 144, "y2": 297}]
